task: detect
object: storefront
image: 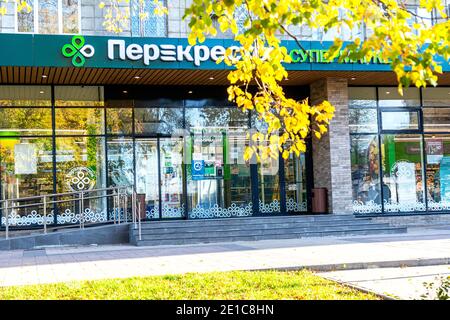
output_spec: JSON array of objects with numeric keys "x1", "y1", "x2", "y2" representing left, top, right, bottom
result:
[
  {"x1": 1, "y1": 33, "x2": 450, "y2": 229},
  {"x1": 350, "y1": 86, "x2": 450, "y2": 214},
  {"x1": 0, "y1": 84, "x2": 311, "y2": 226}
]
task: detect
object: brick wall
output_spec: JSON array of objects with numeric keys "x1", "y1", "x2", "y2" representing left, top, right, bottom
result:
[{"x1": 310, "y1": 78, "x2": 353, "y2": 214}]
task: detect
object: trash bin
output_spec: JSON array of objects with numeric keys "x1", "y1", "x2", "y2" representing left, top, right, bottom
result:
[
  {"x1": 311, "y1": 188, "x2": 328, "y2": 213},
  {"x1": 136, "y1": 193, "x2": 146, "y2": 220}
]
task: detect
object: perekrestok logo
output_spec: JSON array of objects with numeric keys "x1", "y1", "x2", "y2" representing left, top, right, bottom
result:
[{"x1": 62, "y1": 35, "x2": 95, "y2": 67}]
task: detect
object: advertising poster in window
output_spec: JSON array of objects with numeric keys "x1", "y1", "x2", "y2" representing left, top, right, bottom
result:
[
  {"x1": 14, "y1": 143, "x2": 37, "y2": 174},
  {"x1": 391, "y1": 160, "x2": 416, "y2": 203},
  {"x1": 426, "y1": 139, "x2": 444, "y2": 164}
]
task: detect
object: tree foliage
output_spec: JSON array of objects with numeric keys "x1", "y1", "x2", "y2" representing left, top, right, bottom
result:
[
  {"x1": 2, "y1": 0, "x2": 449, "y2": 161},
  {"x1": 181, "y1": 0, "x2": 450, "y2": 161}
]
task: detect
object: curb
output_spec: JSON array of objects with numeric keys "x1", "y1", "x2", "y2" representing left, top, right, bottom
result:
[
  {"x1": 253, "y1": 257, "x2": 450, "y2": 272},
  {"x1": 318, "y1": 274, "x2": 397, "y2": 300}
]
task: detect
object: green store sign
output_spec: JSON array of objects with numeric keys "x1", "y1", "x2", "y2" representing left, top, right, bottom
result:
[
  {"x1": 0, "y1": 34, "x2": 447, "y2": 72},
  {"x1": 61, "y1": 35, "x2": 95, "y2": 67}
]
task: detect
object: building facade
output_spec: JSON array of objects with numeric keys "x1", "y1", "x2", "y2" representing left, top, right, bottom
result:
[{"x1": 1, "y1": 0, "x2": 450, "y2": 228}]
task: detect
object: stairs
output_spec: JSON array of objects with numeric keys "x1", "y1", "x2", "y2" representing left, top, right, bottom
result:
[{"x1": 130, "y1": 215, "x2": 407, "y2": 246}]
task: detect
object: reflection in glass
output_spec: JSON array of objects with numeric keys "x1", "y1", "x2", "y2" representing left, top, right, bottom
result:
[
  {"x1": 107, "y1": 108, "x2": 133, "y2": 134},
  {"x1": 0, "y1": 86, "x2": 51, "y2": 106},
  {"x1": 55, "y1": 137, "x2": 106, "y2": 193},
  {"x1": 423, "y1": 108, "x2": 450, "y2": 132},
  {"x1": 284, "y1": 153, "x2": 307, "y2": 212},
  {"x1": 131, "y1": 0, "x2": 167, "y2": 37},
  {"x1": 55, "y1": 86, "x2": 104, "y2": 106},
  {"x1": 349, "y1": 109, "x2": 378, "y2": 133},
  {"x1": 185, "y1": 107, "x2": 248, "y2": 130},
  {"x1": 422, "y1": 88, "x2": 450, "y2": 107},
  {"x1": 160, "y1": 138, "x2": 184, "y2": 218},
  {"x1": 348, "y1": 87, "x2": 377, "y2": 108},
  {"x1": 62, "y1": 0, "x2": 79, "y2": 33},
  {"x1": 378, "y1": 87, "x2": 420, "y2": 107},
  {"x1": 17, "y1": 0, "x2": 34, "y2": 32},
  {"x1": 55, "y1": 137, "x2": 107, "y2": 223},
  {"x1": 135, "y1": 108, "x2": 183, "y2": 134},
  {"x1": 55, "y1": 108, "x2": 105, "y2": 135},
  {"x1": 0, "y1": 137, "x2": 53, "y2": 226},
  {"x1": 135, "y1": 139, "x2": 160, "y2": 219},
  {"x1": 381, "y1": 134, "x2": 425, "y2": 212},
  {"x1": 39, "y1": 0, "x2": 58, "y2": 34},
  {"x1": 0, "y1": 108, "x2": 52, "y2": 136},
  {"x1": 258, "y1": 156, "x2": 280, "y2": 214},
  {"x1": 0, "y1": 137, "x2": 53, "y2": 200},
  {"x1": 350, "y1": 135, "x2": 382, "y2": 213},
  {"x1": 381, "y1": 111, "x2": 419, "y2": 130},
  {"x1": 107, "y1": 137, "x2": 134, "y2": 187},
  {"x1": 424, "y1": 135, "x2": 450, "y2": 211}
]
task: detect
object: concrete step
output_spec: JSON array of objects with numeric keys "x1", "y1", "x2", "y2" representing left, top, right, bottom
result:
[
  {"x1": 135, "y1": 227, "x2": 407, "y2": 246},
  {"x1": 131, "y1": 221, "x2": 391, "y2": 235},
  {"x1": 133, "y1": 224, "x2": 396, "y2": 240},
  {"x1": 138, "y1": 215, "x2": 370, "y2": 229}
]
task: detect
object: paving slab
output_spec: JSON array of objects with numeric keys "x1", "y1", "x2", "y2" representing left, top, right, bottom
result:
[
  {"x1": 321, "y1": 265, "x2": 450, "y2": 300},
  {"x1": 0, "y1": 226, "x2": 447, "y2": 295}
]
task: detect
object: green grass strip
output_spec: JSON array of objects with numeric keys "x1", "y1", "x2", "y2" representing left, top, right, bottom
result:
[{"x1": 0, "y1": 270, "x2": 379, "y2": 300}]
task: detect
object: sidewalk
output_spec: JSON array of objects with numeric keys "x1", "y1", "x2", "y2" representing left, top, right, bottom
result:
[{"x1": 0, "y1": 225, "x2": 449, "y2": 298}]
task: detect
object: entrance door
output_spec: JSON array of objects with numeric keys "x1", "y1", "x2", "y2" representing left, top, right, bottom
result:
[
  {"x1": 187, "y1": 128, "x2": 253, "y2": 218},
  {"x1": 135, "y1": 139, "x2": 159, "y2": 218},
  {"x1": 135, "y1": 137, "x2": 185, "y2": 220}
]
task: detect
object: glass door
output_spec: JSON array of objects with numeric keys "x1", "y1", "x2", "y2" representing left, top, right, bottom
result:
[
  {"x1": 187, "y1": 128, "x2": 226, "y2": 217},
  {"x1": 257, "y1": 156, "x2": 281, "y2": 214},
  {"x1": 135, "y1": 139, "x2": 159, "y2": 219},
  {"x1": 135, "y1": 137, "x2": 185, "y2": 220},
  {"x1": 159, "y1": 137, "x2": 185, "y2": 218},
  {"x1": 284, "y1": 153, "x2": 308, "y2": 213}
]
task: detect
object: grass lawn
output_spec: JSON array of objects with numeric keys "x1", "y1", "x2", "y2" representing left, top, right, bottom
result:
[{"x1": 0, "y1": 270, "x2": 379, "y2": 300}]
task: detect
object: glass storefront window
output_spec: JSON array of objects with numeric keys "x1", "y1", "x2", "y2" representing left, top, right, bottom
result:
[
  {"x1": 107, "y1": 137, "x2": 134, "y2": 187},
  {"x1": 0, "y1": 137, "x2": 53, "y2": 225},
  {"x1": 424, "y1": 135, "x2": 450, "y2": 211},
  {"x1": 351, "y1": 135, "x2": 382, "y2": 213},
  {"x1": 378, "y1": 87, "x2": 420, "y2": 107},
  {"x1": 423, "y1": 108, "x2": 450, "y2": 132},
  {"x1": 0, "y1": 108, "x2": 52, "y2": 136},
  {"x1": 55, "y1": 137, "x2": 106, "y2": 193},
  {"x1": 55, "y1": 108, "x2": 105, "y2": 135},
  {"x1": 55, "y1": 86, "x2": 104, "y2": 106},
  {"x1": 381, "y1": 111, "x2": 419, "y2": 130},
  {"x1": 135, "y1": 108, "x2": 183, "y2": 135},
  {"x1": 107, "y1": 108, "x2": 133, "y2": 135},
  {"x1": 381, "y1": 134, "x2": 426, "y2": 212},
  {"x1": 349, "y1": 108, "x2": 378, "y2": 133},
  {"x1": 351, "y1": 87, "x2": 450, "y2": 214},
  {"x1": 0, "y1": 86, "x2": 51, "y2": 106},
  {"x1": 55, "y1": 137, "x2": 107, "y2": 223},
  {"x1": 0, "y1": 137, "x2": 54, "y2": 199},
  {"x1": 185, "y1": 107, "x2": 249, "y2": 130},
  {"x1": 422, "y1": 88, "x2": 450, "y2": 107},
  {"x1": 348, "y1": 87, "x2": 377, "y2": 108}
]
